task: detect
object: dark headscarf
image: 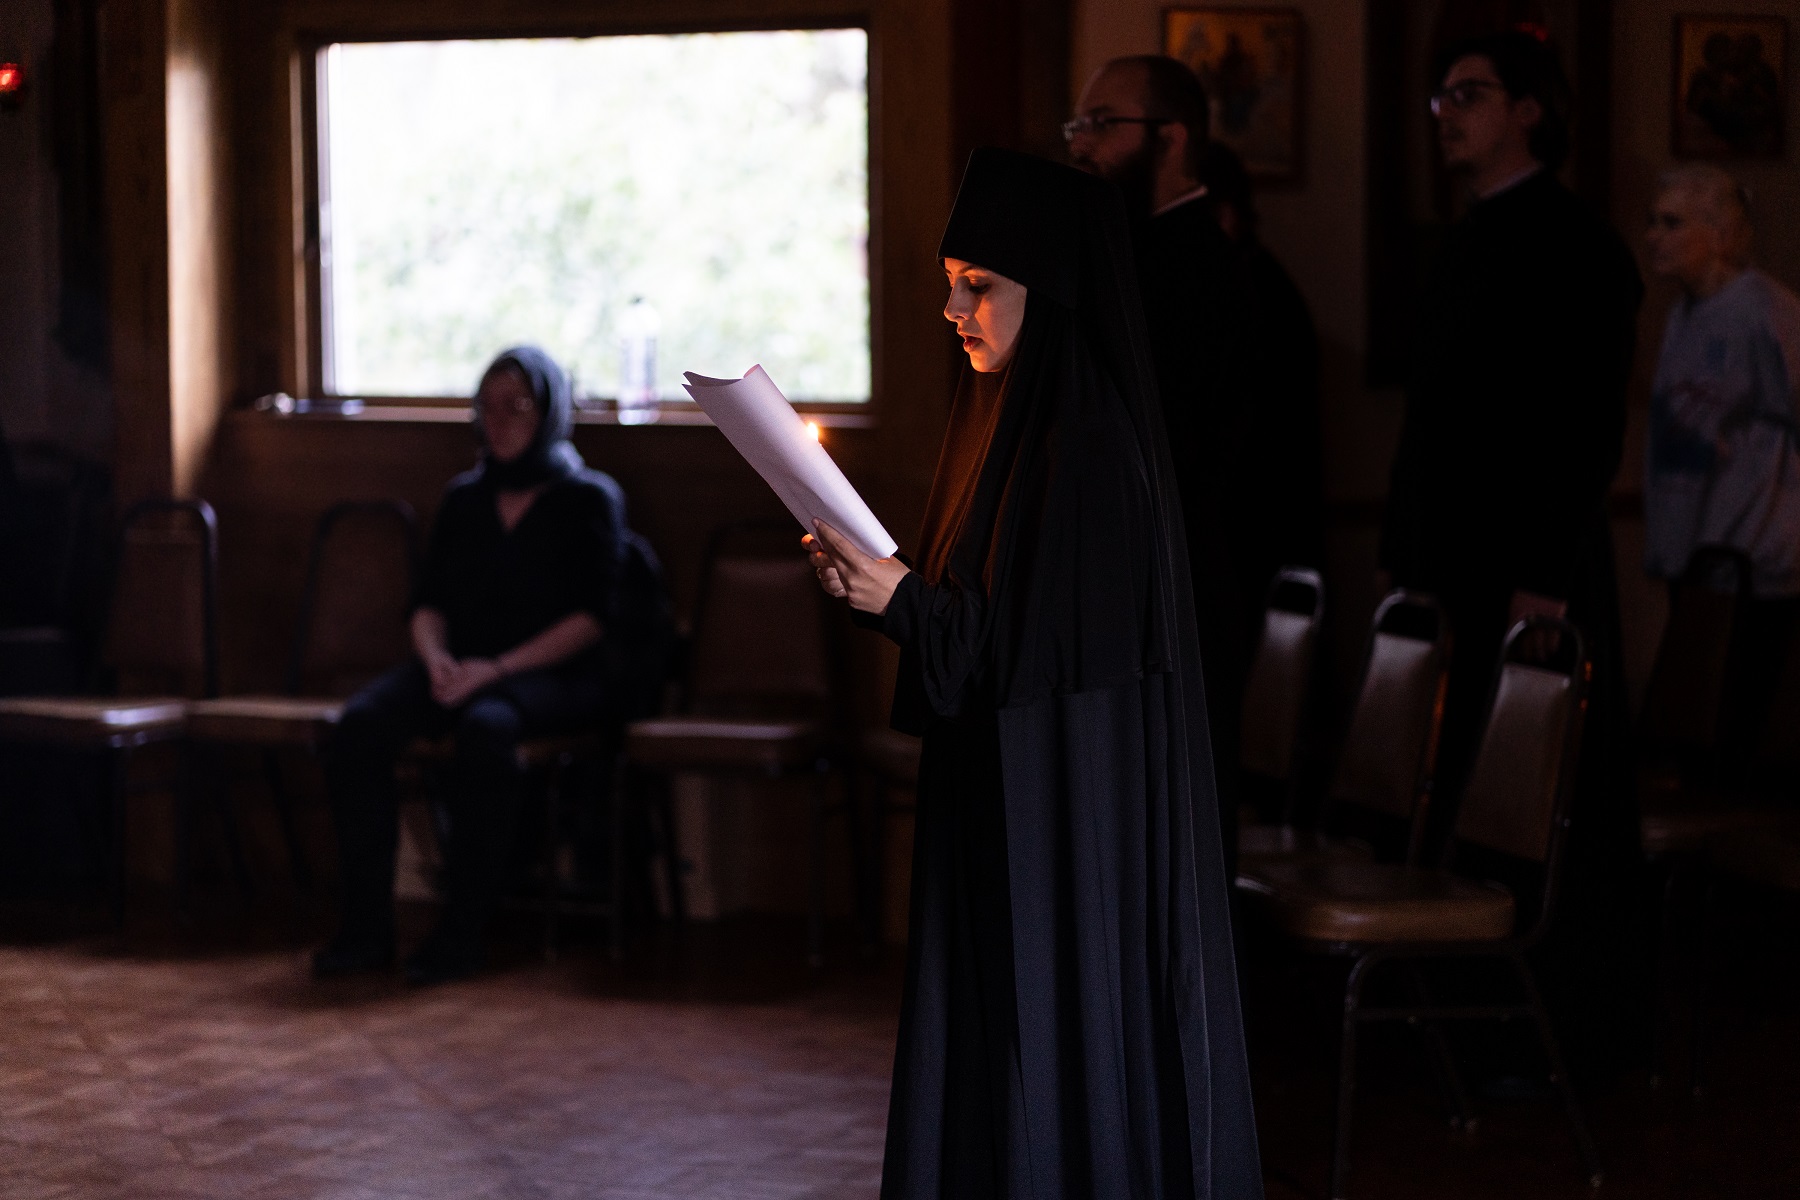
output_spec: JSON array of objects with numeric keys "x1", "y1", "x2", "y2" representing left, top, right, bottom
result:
[
  {"x1": 920, "y1": 148, "x2": 1189, "y2": 708},
  {"x1": 475, "y1": 345, "x2": 584, "y2": 489}
]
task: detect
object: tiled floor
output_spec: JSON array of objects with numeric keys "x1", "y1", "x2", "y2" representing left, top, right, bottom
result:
[
  {"x1": 0, "y1": 910, "x2": 894, "y2": 1200},
  {"x1": 0, "y1": 899, "x2": 1795, "y2": 1200}
]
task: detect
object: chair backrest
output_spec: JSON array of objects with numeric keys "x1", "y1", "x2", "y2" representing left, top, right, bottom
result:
[
  {"x1": 603, "y1": 529, "x2": 677, "y2": 721},
  {"x1": 1639, "y1": 545, "x2": 1749, "y2": 757},
  {"x1": 686, "y1": 521, "x2": 836, "y2": 718},
  {"x1": 104, "y1": 498, "x2": 218, "y2": 698},
  {"x1": 1757, "y1": 624, "x2": 1800, "y2": 776},
  {"x1": 1326, "y1": 590, "x2": 1450, "y2": 861},
  {"x1": 289, "y1": 501, "x2": 419, "y2": 697},
  {"x1": 1241, "y1": 566, "x2": 1325, "y2": 787},
  {"x1": 0, "y1": 441, "x2": 110, "y2": 632},
  {"x1": 1452, "y1": 616, "x2": 1590, "y2": 944}
]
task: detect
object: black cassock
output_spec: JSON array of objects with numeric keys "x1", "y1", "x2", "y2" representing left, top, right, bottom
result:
[
  {"x1": 1135, "y1": 198, "x2": 1325, "y2": 833},
  {"x1": 1138, "y1": 197, "x2": 1324, "y2": 641},
  {"x1": 869, "y1": 151, "x2": 1261, "y2": 1198},
  {"x1": 1379, "y1": 168, "x2": 1646, "y2": 1074}
]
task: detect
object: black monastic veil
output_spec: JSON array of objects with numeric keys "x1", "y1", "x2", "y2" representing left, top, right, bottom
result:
[{"x1": 873, "y1": 149, "x2": 1261, "y2": 1198}]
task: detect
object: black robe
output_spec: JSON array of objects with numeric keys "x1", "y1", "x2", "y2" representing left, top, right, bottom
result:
[
  {"x1": 1231, "y1": 238, "x2": 1325, "y2": 602},
  {"x1": 1140, "y1": 198, "x2": 1324, "y2": 635},
  {"x1": 1379, "y1": 168, "x2": 1646, "y2": 1075},
  {"x1": 1133, "y1": 199, "x2": 1253, "y2": 847},
  {"x1": 1137, "y1": 199, "x2": 1325, "y2": 828},
  {"x1": 873, "y1": 150, "x2": 1261, "y2": 1199}
]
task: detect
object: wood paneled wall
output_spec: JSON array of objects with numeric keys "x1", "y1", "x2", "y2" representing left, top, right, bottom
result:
[
  {"x1": 165, "y1": 0, "x2": 233, "y2": 497},
  {"x1": 97, "y1": 0, "x2": 236, "y2": 503},
  {"x1": 99, "y1": 0, "x2": 174, "y2": 505}
]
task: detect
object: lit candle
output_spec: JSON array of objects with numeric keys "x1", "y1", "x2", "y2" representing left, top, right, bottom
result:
[{"x1": 806, "y1": 420, "x2": 822, "y2": 443}]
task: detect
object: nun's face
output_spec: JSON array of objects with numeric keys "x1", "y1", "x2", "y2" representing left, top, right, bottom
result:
[
  {"x1": 943, "y1": 259, "x2": 1027, "y2": 373},
  {"x1": 476, "y1": 365, "x2": 541, "y2": 464}
]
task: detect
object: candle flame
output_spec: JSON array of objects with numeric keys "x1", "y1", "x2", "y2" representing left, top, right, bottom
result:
[{"x1": 806, "y1": 421, "x2": 821, "y2": 442}]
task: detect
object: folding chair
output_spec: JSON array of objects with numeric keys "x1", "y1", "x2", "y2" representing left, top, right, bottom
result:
[
  {"x1": 1636, "y1": 546, "x2": 1798, "y2": 1082},
  {"x1": 0, "y1": 441, "x2": 111, "y2": 695},
  {"x1": 1238, "y1": 566, "x2": 1325, "y2": 825},
  {"x1": 618, "y1": 521, "x2": 868, "y2": 966},
  {"x1": 0, "y1": 498, "x2": 218, "y2": 923},
  {"x1": 185, "y1": 501, "x2": 418, "y2": 898},
  {"x1": 1238, "y1": 589, "x2": 1450, "y2": 879},
  {"x1": 1637, "y1": 547, "x2": 1769, "y2": 855},
  {"x1": 1240, "y1": 617, "x2": 1600, "y2": 1199}
]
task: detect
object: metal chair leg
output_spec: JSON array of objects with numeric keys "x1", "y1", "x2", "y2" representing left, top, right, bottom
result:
[
  {"x1": 843, "y1": 763, "x2": 875, "y2": 957},
  {"x1": 541, "y1": 755, "x2": 567, "y2": 964},
  {"x1": 111, "y1": 750, "x2": 132, "y2": 930},
  {"x1": 262, "y1": 749, "x2": 314, "y2": 891},
  {"x1": 174, "y1": 747, "x2": 197, "y2": 923},
  {"x1": 633, "y1": 771, "x2": 687, "y2": 925},
  {"x1": 210, "y1": 747, "x2": 255, "y2": 901},
  {"x1": 1407, "y1": 963, "x2": 1477, "y2": 1131},
  {"x1": 807, "y1": 766, "x2": 827, "y2": 969},
  {"x1": 870, "y1": 774, "x2": 889, "y2": 948},
  {"x1": 609, "y1": 758, "x2": 628, "y2": 962},
  {"x1": 1689, "y1": 876, "x2": 1717, "y2": 1097},
  {"x1": 652, "y1": 775, "x2": 687, "y2": 924},
  {"x1": 1331, "y1": 955, "x2": 1375, "y2": 1200},
  {"x1": 1516, "y1": 953, "x2": 1604, "y2": 1188},
  {"x1": 1650, "y1": 857, "x2": 1686, "y2": 1088}
]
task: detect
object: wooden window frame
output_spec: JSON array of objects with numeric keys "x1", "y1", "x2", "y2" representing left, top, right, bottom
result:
[{"x1": 290, "y1": 7, "x2": 878, "y2": 426}]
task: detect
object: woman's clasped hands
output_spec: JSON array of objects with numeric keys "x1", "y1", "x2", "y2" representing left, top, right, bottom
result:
[
  {"x1": 425, "y1": 651, "x2": 505, "y2": 709},
  {"x1": 804, "y1": 520, "x2": 910, "y2": 615}
]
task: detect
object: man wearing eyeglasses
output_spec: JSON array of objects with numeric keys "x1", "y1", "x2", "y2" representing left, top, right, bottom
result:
[
  {"x1": 1380, "y1": 29, "x2": 1645, "y2": 1076},
  {"x1": 1067, "y1": 55, "x2": 1261, "y2": 870},
  {"x1": 1070, "y1": 57, "x2": 1330, "y2": 860}
]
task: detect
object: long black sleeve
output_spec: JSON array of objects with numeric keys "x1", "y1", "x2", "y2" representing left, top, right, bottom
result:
[{"x1": 880, "y1": 570, "x2": 993, "y2": 720}]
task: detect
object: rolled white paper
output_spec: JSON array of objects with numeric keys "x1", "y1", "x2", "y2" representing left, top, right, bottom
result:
[{"x1": 682, "y1": 366, "x2": 899, "y2": 559}]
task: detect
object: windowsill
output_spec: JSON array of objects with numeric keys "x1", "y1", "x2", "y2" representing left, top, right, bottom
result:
[{"x1": 236, "y1": 403, "x2": 875, "y2": 429}]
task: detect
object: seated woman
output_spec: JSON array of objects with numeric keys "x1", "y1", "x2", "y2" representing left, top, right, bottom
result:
[
  {"x1": 807, "y1": 151, "x2": 1260, "y2": 1195},
  {"x1": 314, "y1": 346, "x2": 647, "y2": 987}
]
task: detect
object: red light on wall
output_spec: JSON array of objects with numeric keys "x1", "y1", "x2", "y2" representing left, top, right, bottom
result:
[{"x1": 0, "y1": 63, "x2": 23, "y2": 95}]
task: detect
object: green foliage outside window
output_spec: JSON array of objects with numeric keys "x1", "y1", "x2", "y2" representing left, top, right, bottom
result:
[{"x1": 325, "y1": 30, "x2": 870, "y2": 402}]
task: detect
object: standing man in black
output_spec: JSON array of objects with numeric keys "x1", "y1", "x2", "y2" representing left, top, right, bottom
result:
[
  {"x1": 1380, "y1": 31, "x2": 1644, "y2": 1074},
  {"x1": 1067, "y1": 55, "x2": 1249, "y2": 857},
  {"x1": 1069, "y1": 54, "x2": 1325, "y2": 848},
  {"x1": 1197, "y1": 139, "x2": 1325, "y2": 604}
]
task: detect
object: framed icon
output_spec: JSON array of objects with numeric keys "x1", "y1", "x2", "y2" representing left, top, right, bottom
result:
[
  {"x1": 1164, "y1": 7, "x2": 1304, "y2": 180},
  {"x1": 1673, "y1": 14, "x2": 1787, "y2": 158}
]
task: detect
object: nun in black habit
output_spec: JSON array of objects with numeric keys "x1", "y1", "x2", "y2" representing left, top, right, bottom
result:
[{"x1": 807, "y1": 150, "x2": 1261, "y2": 1198}]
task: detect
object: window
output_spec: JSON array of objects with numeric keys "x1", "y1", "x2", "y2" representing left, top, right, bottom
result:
[{"x1": 317, "y1": 29, "x2": 870, "y2": 406}]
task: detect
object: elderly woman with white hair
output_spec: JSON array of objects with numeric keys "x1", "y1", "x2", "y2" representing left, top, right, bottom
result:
[{"x1": 1645, "y1": 163, "x2": 1800, "y2": 770}]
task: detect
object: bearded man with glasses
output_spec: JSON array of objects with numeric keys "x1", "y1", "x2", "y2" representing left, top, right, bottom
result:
[
  {"x1": 1380, "y1": 28, "x2": 1646, "y2": 1080},
  {"x1": 1067, "y1": 54, "x2": 1260, "y2": 876}
]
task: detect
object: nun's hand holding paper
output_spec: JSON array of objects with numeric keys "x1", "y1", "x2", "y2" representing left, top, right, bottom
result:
[{"x1": 805, "y1": 520, "x2": 909, "y2": 615}]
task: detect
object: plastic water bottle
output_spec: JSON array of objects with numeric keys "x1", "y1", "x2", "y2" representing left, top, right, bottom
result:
[{"x1": 617, "y1": 298, "x2": 661, "y2": 426}]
